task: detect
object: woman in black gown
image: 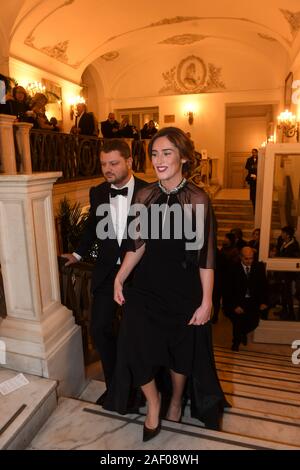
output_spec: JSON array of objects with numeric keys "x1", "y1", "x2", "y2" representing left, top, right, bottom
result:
[{"x1": 110, "y1": 127, "x2": 227, "y2": 441}]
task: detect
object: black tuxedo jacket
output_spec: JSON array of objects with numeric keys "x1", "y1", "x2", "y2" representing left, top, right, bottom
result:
[
  {"x1": 101, "y1": 119, "x2": 120, "y2": 138},
  {"x1": 245, "y1": 156, "x2": 258, "y2": 184},
  {"x1": 76, "y1": 176, "x2": 148, "y2": 292},
  {"x1": 78, "y1": 112, "x2": 97, "y2": 136},
  {"x1": 228, "y1": 261, "x2": 268, "y2": 311}
]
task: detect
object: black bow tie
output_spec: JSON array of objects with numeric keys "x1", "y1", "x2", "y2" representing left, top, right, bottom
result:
[{"x1": 110, "y1": 187, "x2": 128, "y2": 198}]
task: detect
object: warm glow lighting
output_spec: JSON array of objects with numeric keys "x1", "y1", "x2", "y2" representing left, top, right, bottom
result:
[
  {"x1": 26, "y1": 81, "x2": 46, "y2": 97},
  {"x1": 69, "y1": 95, "x2": 85, "y2": 106},
  {"x1": 69, "y1": 95, "x2": 86, "y2": 120},
  {"x1": 277, "y1": 109, "x2": 299, "y2": 140},
  {"x1": 183, "y1": 102, "x2": 198, "y2": 125}
]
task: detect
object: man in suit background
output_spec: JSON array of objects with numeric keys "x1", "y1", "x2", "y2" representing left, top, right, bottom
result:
[
  {"x1": 101, "y1": 112, "x2": 120, "y2": 138},
  {"x1": 226, "y1": 246, "x2": 268, "y2": 351},
  {"x1": 71, "y1": 102, "x2": 98, "y2": 136},
  {"x1": 245, "y1": 148, "x2": 258, "y2": 210},
  {"x1": 62, "y1": 139, "x2": 147, "y2": 404}
]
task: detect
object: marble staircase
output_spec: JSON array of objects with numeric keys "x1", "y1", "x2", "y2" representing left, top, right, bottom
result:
[
  {"x1": 212, "y1": 199, "x2": 255, "y2": 244},
  {"x1": 1, "y1": 345, "x2": 299, "y2": 450}
]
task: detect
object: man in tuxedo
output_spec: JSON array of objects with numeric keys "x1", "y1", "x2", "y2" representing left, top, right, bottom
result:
[
  {"x1": 227, "y1": 246, "x2": 268, "y2": 351},
  {"x1": 101, "y1": 113, "x2": 120, "y2": 138},
  {"x1": 62, "y1": 139, "x2": 147, "y2": 405},
  {"x1": 245, "y1": 148, "x2": 258, "y2": 210},
  {"x1": 71, "y1": 103, "x2": 98, "y2": 136}
]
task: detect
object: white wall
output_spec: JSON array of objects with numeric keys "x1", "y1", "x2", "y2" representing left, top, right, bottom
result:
[{"x1": 109, "y1": 89, "x2": 279, "y2": 185}]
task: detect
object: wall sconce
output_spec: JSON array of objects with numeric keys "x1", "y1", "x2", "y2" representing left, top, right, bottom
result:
[
  {"x1": 69, "y1": 95, "x2": 85, "y2": 120},
  {"x1": 277, "y1": 109, "x2": 299, "y2": 140},
  {"x1": 26, "y1": 81, "x2": 46, "y2": 97},
  {"x1": 187, "y1": 111, "x2": 194, "y2": 125}
]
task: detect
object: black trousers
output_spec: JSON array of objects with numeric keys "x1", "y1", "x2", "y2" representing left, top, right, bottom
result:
[
  {"x1": 90, "y1": 267, "x2": 120, "y2": 388},
  {"x1": 228, "y1": 299, "x2": 260, "y2": 345}
]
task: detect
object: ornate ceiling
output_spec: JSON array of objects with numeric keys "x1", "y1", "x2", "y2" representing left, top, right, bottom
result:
[{"x1": 1, "y1": 0, "x2": 300, "y2": 85}]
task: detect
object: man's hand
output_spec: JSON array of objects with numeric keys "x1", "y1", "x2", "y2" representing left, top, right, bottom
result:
[
  {"x1": 61, "y1": 253, "x2": 79, "y2": 267},
  {"x1": 259, "y1": 304, "x2": 268, "y2": 311},
  {"x1": 234, "y1": 306, "x2": 244, "y2": 314}
]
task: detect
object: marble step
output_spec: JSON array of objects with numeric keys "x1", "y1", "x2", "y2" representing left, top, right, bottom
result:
[
  {"x1": 214, "y1": 351, "x2": 300, "y2": 375},
  {"x1": 216, "y1": 360, "x2": 300, "y2": 384},
  {"x1": 0, "y1": 368, "x2": 57, "y2": 450},
  {"x1": 27, "y1": 397, "x2": 297, "y2": 450},
  {"x1": 214, "y1": 212, "x2": 255, "y2": 220},
  {"x1": 179, "y1": 406, "x2": 300, "y2": 447},
  {"x1": 217, "y1": 228, "x2": 254, "y2": 238},
  {"x1": 220, "y1": 381, "x2": 300, "y2": 419},
  {"x1": 214, "y1": 345, "x2": 293, "y2": 364},
  {"x1": 217, "y1": 220, "x2": 258, "y2": 229}
]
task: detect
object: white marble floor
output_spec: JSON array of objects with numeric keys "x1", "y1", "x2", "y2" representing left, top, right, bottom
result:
[
  {"x1": 27, "y1": 396, "x2": 297, "y2": 451},
  {"x1": 0, "y1": 369, "x2": 57, "y2": 449}
]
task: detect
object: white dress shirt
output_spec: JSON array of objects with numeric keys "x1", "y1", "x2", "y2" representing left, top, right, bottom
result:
[
  {"x1": 110, "y1": 175, "x2": 134, "y2": 263},
  {"x1": 73, "y1": 175, "x2": 135, "y2": 263}
]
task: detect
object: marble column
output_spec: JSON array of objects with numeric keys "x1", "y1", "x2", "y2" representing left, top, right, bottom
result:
[
  {"x1": 0, "y1": 114, "x2": 17, "y2": 174},
  {"x1": 0, "y1": 173, "x2": 85, "y2": 397},
  {"x1": 14, "y1": 122, "x2": 33, "y2": 173}
]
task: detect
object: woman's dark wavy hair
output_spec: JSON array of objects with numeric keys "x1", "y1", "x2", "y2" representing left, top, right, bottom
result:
[{"x1": 148, "y1": 127, "x2": 195, "y2": 174}]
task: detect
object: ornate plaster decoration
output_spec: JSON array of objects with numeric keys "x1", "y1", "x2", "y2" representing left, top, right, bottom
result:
[
  {"x1": 159, "y1": 34, "x2": 207, "y2": 46},
  {"x1": 280, "y1": 9, "x2": 300, "y2": 37},
  {"x1": 149, "y1": 16, "x2": 199, "y2": 27},
  {"x1": 23, "y1": 0, "x2": 82, "y2": 68},
  {"x1": 100, "y1": 51, "x2": 119, "y2": 61},
  {"x1": 40, "y1": 40, "x2": 69, "y2": 62},
  {"x1": 257, "y1": 33, "x2": 278, "y2": 42},
  {"x1": 159, "y1": 55, "x2": 225, "y2": 95}
]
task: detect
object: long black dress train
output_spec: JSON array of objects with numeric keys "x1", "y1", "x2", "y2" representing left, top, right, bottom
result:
[{"x1": 104, "y1": 180, "x2": 229, "y2": 429}]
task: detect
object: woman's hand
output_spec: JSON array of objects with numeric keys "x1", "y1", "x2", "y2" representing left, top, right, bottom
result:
[
  {"x1": 188, "y1": 302, "x2": 212, "y2": 326},
  {"x1": 114, "y1": 276, "x2": 125, "y2": 306}
]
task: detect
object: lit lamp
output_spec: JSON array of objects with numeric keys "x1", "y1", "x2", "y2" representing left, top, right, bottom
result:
[
  {"x1": 187, "y1": 111, "x2": 194, "y2": 125},
  {"x1": 26, "y1": 81, "x2": 46, "y2": 97},
  {"x1": 277, "y1": 110, "x2": 299, "y2": 140},
  {"x1": 69, "y1": 95, "x2": 85, "y2": 120},
  {"x1": 184, "y1": 103, "x2": 197, "y2": 126}
]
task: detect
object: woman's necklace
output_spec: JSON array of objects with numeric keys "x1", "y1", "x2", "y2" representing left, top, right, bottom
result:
[{"x1": 158, "y1": 178, "x2": 187, "y2": 195}]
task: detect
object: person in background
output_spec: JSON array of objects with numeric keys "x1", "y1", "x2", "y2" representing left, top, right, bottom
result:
[
  {"x1": 141, "y1": 120, "x2": 157, "y2": 139},
  {"x1": 101, "y1": 113, "x2": 120, "y2": 138},
  {"x1": 230, "y1": 228, "x2": 247, "y2": 250},
  {"x1": 71, "y1": 103, "x2": 98, "y2": 136},
  {"x1": 227, "y1": 247, "x2": 268, "y2": 351},
  {"x1": 248, "y1": 228, "x2": 260, "y2": 260},
  {"x1": 8, "y1": 86, "x2": 31, "y2": 121},
  {"x1": 245, "y1": 148, "x2": 258, "y2": 210}
]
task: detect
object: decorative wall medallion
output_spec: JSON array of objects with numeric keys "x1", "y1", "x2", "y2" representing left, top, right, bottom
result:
[
  {"x1": 257, "y1": 33, "x2": 278, "y2": 42},
  {"x1": 100, "y1": 51, "x2": 119, "y2": 61},
  {"x1": 159, "y1": 34, "x2": 207, "y2": 46},
  {"x1": 159, "y1": 55, "x2": 225, "y2": 95},
  {"x1": 280, "y1": 9, "x2": 300, "y2": 37}
]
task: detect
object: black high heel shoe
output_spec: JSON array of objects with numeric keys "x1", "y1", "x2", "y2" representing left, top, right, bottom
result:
[{"x1": 143, "y1": 420, "x2": 161, "y2": 442}]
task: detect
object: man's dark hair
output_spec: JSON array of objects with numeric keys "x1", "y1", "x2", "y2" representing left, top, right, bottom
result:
[
  {"x1": 281, "y1": 225, "x2": 295, "y2": 239},
  {"x1": 101, "y1": 139, "x2": 131, "y2": 159}
]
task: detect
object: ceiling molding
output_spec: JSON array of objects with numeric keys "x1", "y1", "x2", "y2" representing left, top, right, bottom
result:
[{"x1": 159, "y1": 34, "x2": 207, "y2": 46}]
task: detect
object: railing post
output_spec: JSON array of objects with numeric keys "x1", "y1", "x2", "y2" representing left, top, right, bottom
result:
[
  {"x1": 0, "y1": 114, "x2": 17, "y2": 174},
  {"x1": 14, "y1": 122, "x2": 33, "y2": 174},
  {"x1": 0, "y1": 173, "x2": 86, "y2": 396}
]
